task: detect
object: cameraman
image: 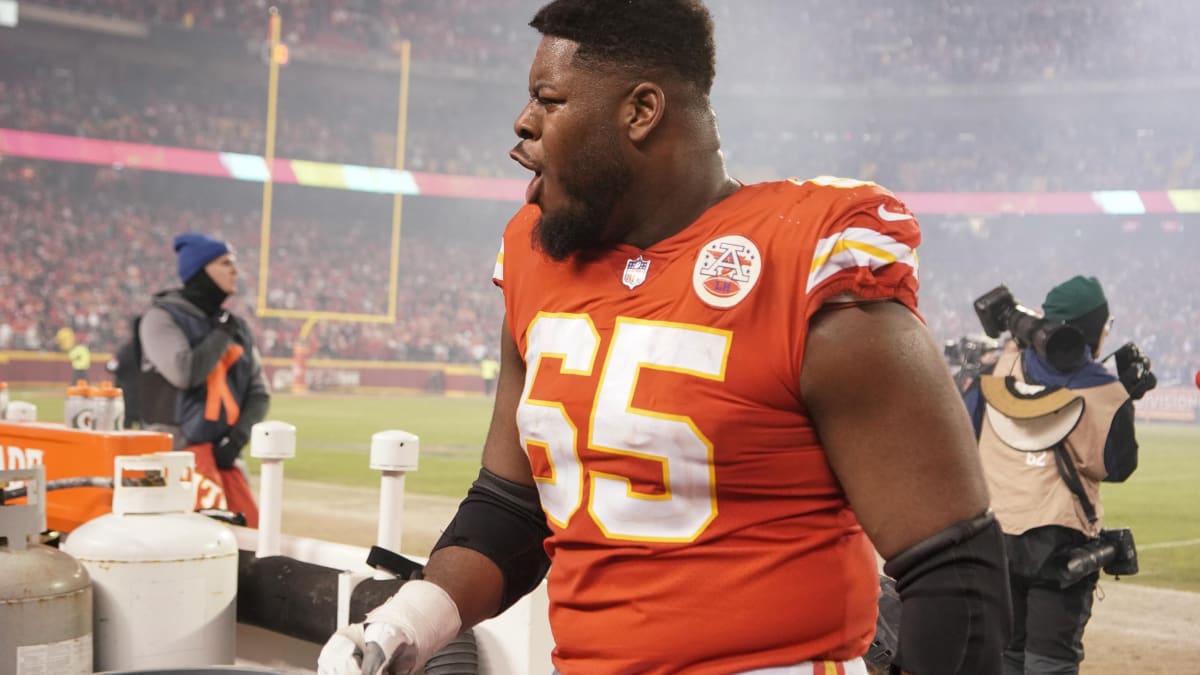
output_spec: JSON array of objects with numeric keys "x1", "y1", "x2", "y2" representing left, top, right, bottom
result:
[{"x1": 963, "y1": 276, "x2": 1144, "y2": 675}]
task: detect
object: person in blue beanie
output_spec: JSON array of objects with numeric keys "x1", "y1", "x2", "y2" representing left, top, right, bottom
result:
[{"x1": 137, "y1": 232, "x2": 270, "y2": 527}]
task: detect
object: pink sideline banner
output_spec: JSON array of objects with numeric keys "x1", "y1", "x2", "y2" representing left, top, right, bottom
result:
[
  {"x1": 2, "y1": 128, "x2": 1199, "y2": 213},
  {"x1": 0, "y1": 128, "x2": 231, "y2": 177},
  {"x1": 903, "y1": 192, "x2": 1101, "y2": 215}
]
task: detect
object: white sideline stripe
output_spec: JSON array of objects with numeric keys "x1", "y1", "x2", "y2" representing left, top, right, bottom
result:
[{"x1": 1139, "y1": 537, "x2": 1200, "y2": 551}]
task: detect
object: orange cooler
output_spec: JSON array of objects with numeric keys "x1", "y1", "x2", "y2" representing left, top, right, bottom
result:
[{"x1": 0, "y1": 421, "x2": 172, "y2": 532}]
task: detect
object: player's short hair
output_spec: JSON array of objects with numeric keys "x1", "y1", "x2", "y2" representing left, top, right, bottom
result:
[{"x1": 530, "y1": 0, "x2": 717, "y2": 96}]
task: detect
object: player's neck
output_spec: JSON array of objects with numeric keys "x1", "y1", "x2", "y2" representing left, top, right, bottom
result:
[{"x1": 617, "y1": 156, "x2": 737, "y2": 250}]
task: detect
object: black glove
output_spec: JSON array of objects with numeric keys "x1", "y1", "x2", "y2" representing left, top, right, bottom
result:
[
  {"x1": 215, "y1": 311, "x2": 240, "y2": 340},
  {"x1": 214, "y1": 426, "x2": 250, "y2": 468},
  {"x1": 1114, "y1": 342, "x2": 1156, "y2": 400}
]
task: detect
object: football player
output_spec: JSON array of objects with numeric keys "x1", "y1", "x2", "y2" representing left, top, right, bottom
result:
[{"x1": 319, "y1": 1, "x2": 1010, "y2": 673}]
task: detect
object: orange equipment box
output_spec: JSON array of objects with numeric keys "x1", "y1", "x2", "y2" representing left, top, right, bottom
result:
[{"x1": 0, "y1": 421, "x2": 172, "y2": 532}]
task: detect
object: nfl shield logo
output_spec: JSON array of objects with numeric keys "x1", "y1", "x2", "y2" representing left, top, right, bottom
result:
[{"x1": 622, "y1": 255, "x2": 651, "y2": 290}]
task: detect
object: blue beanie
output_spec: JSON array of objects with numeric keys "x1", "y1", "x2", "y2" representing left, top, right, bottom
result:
[{"x1": 174, "y1": 233, "x2": 231, "y2": 283}]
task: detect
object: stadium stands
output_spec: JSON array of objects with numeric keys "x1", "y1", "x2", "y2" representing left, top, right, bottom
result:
[
  {"x1": 1, "y1": 1, "x2": 1196, "y2": 383},
  {"x1": 28, "y1": 0, "x2": 1200, "y2": 83},
  {"x1": 3, "y1": 159, "x2": 1194, "y2": 385},
  {"x1": 3, "y1": 45, "x2": 1196, "y2": 191},
  {"x1": 0, "y1": 161, "x2": 507, "y2": 365}
]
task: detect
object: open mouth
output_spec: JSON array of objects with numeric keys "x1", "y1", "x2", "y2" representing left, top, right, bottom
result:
[
  {"x1": 510, "y1": 147, "x2": 543, "y2": 205},
  {"x1": 526, "y1": 172, "x2": 543, "y2": 205}
]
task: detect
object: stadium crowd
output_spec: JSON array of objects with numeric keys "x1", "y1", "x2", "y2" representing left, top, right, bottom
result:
[
  {"x1": 0, "y1": 162, "x2": 506, "y2": 365},
  {"x1": 1, "y1": 2, "x2": 1197, "y2": 384},
  {"x1": 30, "y1": 0, "x2": 1200, "y2": 84},
  {"x1": 2, "y1": 45, "x2": 1197, "y2": 192},
  {"x1": 33, "y1": 0, "x2": 531, "y2": 68},
  {"x1": 0, "y1": 48, "x2": 517, "y2": 176},
  {"x1": 919, "y1": 218, "x2": 1198, "y2": 386},
  {"x1": 1, "y1": 161, "x2": 1195, "y2": 386}
]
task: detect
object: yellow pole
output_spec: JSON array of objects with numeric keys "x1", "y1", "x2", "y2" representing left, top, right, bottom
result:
[
  {"x1": 292, "y1": 315, "x2": 318, "y2": 395},
  {"x1": 386, "y1": 40, "x2": 411, "y2": 323},
  {"x1": 298, "y1": 316, "x2": 319, "y2": 341},
  {"x1": 257, "y1": 7, "x2": 282, "y2": 317}
]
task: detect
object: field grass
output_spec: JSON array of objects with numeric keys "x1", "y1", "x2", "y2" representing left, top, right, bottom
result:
[
  {"x1": 10, "y1": 387, "x2": 1199, "y2": 591},
  {"x1": 1100, "y1": 424, "x2": 1200, "y2": 592},
  {"x1": 242, "y1": 393, "x2": 495, "y2": 495}
]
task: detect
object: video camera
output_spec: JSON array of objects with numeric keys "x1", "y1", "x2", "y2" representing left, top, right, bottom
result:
[
  {"x1": 1056, "y1": 527, "x2": 1139, "y2": 588},
  {"x1": 973, "y1": 285, "x2": 1087, "y2": 372},
  {"x1": 943, "y1": 335, "x2": 1000, "y2": 391}
]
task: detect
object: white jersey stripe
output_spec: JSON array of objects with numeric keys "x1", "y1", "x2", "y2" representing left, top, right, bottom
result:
[
  {"x1": 807, "y1": 226, "x2": 918, "y2": 293},
  {"x1": 493, "y1": 239, "x2": 505, "y2": 283}
]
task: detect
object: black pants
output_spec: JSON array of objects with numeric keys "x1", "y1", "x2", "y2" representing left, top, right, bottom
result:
[{"x1": 1003, "y1": 569, "x2": 1097, "y2": 675}]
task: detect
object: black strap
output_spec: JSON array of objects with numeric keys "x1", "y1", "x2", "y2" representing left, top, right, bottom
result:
[
  {"x1": 1053, "y1": 443, "x2": 1097, "y2": 523},
  {"x1": 366, "y1": 545, "x2": 425, "y2": 580}
]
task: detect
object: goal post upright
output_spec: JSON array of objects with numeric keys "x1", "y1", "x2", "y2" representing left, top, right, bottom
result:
[
  {"x1": 387, "y1": 39, "x2": 412, "y2": 324},
  {"x1": 257, "y1": 6, "x2": 282, "y2": 319},
  {"x1": 251, "y1": 17, "x2": 412, "y2": 392}
]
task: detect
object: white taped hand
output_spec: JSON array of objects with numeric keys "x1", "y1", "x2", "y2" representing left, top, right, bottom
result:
[
  {"x1": 316, "y1": 580, "x2": 463, "y2": 675},
  {"x1": 316, "y1": 623, "x2": 376, "y2": 675},
  {"x1": 316, "y1": 622, "x2": 415, "y2": 675}
]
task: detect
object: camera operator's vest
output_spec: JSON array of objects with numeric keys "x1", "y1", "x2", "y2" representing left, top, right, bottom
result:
[
  {"x1": 978, "y1": 351, "x2": 1128, "y2": 537},
  {"x1": 139, "y1": 293, "x2": 254, "y2": 445}
]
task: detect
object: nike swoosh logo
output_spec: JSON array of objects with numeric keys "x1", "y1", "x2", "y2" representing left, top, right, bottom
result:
[{"x1": 877, "y1": 204, "x2": 913, "y2": 222}]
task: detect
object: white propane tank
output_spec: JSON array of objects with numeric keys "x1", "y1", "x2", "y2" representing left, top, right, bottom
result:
[
  {"x1": 61, "y1": 451, "x2": 239, "y2": 671},
  {"x1": 0, "y1": 465, "x2": 93, "y2": 675}
]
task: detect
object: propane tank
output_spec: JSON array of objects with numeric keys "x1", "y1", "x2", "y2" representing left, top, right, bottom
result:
[
  {"x1": 0, "y1": 465, "x2": 93, "y2": 675},
  {"x1": 92, "y1": 381, "x2": 125, "y2": 431},
  {"x1": 64, "y1": 380, "x2": 92, "y2": 429},
  {"x1": 62, "y1": 452, "x2": 238, "y2": 671}
]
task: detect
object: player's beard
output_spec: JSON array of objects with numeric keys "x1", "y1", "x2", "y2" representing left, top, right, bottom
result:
[{"x1": 532, "y1": 129, "x2": 633, "y2": 262}]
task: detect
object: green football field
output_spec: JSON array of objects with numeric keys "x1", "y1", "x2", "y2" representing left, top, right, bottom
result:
[{"x1": 11, "y1": 388, "x2": 1200, "y2": 592}]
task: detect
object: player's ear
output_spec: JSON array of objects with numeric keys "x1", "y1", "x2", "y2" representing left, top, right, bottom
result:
[{"x1": 624, "y1": 82, "x2": 665, "y2": 144}]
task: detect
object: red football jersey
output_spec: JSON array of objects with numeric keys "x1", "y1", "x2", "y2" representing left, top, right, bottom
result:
[{"x1": 493, "y1": 177, "x2": 921, "y2": 674}]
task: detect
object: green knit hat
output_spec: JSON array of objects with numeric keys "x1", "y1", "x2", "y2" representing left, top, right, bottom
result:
[
  {"x1": 1043, "y1": 275, "x2": 1110, "y2": 349},
  {"x1": 1042, "y1": 275, "x2": 1107, "y2": 321}
]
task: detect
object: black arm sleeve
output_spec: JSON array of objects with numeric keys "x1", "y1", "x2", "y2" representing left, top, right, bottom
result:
[
  {"x1": 431, "y1": 468, "x2": 552, "y2": 615},
  {"x1": 1102, "y1": 400, "x2": 1138, "y2": 482},
  {"x1": 882, "y1": 512, "x2": 1011, "y2": 675}
]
